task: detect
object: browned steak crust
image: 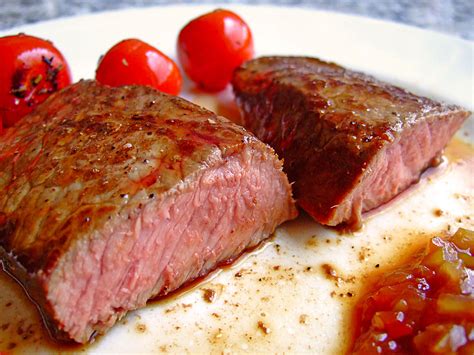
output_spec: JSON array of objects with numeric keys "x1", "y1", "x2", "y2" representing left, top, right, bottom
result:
[
  {"x1": 0, "y1": 80, "x2": 296, "y2": 343},
  {"x1": 232, "y1": 56, "x2": 469, "y2": 227}
]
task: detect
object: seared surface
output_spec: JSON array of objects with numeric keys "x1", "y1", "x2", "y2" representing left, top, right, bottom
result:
[
  {"x1": 0, "y1": 80, "x2": 296, "y2": 343},
  {"x1": 232, "y1": 56, "x2": 469, "y2": 226},
  {"x1": 0, "y1": 80, "x2": 264, "y2": 271}
]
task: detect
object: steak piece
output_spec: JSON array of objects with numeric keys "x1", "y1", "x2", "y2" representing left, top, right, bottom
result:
[
  {"x1": 232, "y1": 56, "x2": 470, "y2": 228},
  {"x1": 0, "y1": 80, "x2": 297, "y2": 343}
]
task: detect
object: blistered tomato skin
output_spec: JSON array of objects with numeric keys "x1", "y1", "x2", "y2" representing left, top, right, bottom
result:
[
  {"x1": 0, "y1": 34, "x2": 72, "y2": 127},
  {"x1": 352, "y1": 228, "x2": 474, "y2": 354},
  {"x1": 96, "y1": 39, "x2": 182, "y2": 96},
  {"x1": 177, "y1": 9, "x2": 254, "y2": 92}
]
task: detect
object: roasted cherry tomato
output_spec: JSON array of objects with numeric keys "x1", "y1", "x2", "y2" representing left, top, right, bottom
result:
[
  {"x1": 96, "y1": 39, "x2": 182, "y2": 95},
  {"x1": 177, "y1": 9, "x2": 254, "y2": 92},
  {"x1": 0, "y1": 34, "x2": 72, "y2": 127}
]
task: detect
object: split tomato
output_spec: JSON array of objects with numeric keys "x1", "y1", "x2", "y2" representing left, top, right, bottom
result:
[{"x1": 0, "y1": 34, "x2": 72, "y2": 127}]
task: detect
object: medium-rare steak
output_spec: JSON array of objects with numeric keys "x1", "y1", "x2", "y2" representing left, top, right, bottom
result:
[
  {"x1": 232, "y1": 56, "x2": 470, "y2": 227},
  {"x1": 0, "y1": 80, "x2": 297, "y2": 343}
]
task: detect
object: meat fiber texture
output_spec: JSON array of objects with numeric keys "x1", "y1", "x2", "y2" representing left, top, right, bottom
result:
[
  {"x1": 232, "y1": 56, "x2": 470, "y2": 228},
  {"x1": 0, "y1": 80, "x2": 297, "y2": 343}
]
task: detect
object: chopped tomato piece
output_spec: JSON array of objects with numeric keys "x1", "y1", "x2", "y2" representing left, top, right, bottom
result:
[{"x1": 352, "y1": 229, "x2": 474, "y2": 354}]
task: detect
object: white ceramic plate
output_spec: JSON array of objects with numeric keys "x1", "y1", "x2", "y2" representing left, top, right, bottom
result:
[{"x1": 0, "y1": 5, "x2": 473, "y2": 354}]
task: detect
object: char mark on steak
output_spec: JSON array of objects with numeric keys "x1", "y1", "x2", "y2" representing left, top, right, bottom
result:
[
  {"x1": 232, "y1": 56, "x2": 469, "y2": 228},
  {"x1": 0, "y1": 80, "x2": 297, "y2": 343}
]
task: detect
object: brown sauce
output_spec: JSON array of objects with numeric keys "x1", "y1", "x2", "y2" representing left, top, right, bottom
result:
[{"x1": 444, "y1": 137, "x2": 474, "y2": 163}]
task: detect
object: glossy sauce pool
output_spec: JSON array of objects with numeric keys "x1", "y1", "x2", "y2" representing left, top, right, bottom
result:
[{"x1": 0, "y1": 137, "x2": 473, "y2": 354}]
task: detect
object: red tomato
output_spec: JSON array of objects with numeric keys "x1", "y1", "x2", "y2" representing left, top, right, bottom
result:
[
  {"x1": 96, "y1": 39, "x2": 182, "y2": 95},
  {"x1": 0, "y1": 34, "x2": 72, "y2": 127},
  {"x1": 177, "y1": 9, "x2": 254, "y2": 92}
]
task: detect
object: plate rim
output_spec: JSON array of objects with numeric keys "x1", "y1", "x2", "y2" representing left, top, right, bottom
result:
[{"x1": 0, "y1": 3, "x2": 472, "y2": 47}]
